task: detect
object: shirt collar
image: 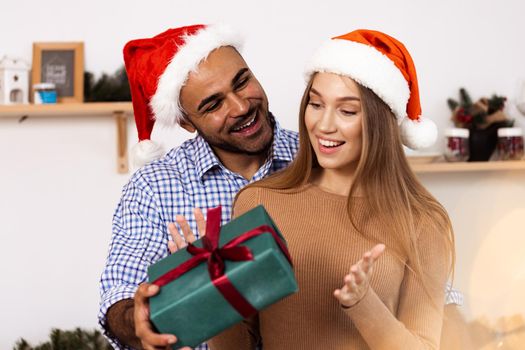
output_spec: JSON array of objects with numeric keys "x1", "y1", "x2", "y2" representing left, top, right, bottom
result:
[
  {"x1": 194, "y1": 136, "x2": 221, "y2": 179},
  {"x1": 271, "y1": 119, "x2": 295, "y2": 163},
  {"x1": 194, "y1": 114, "x2": 294, "y2": 180}
]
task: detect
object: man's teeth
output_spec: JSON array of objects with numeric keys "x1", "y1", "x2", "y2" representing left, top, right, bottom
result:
[
  {"x1": 319, "y1": 139, "x2": 344, "y2": 147},
  {"x1": 232, "y1": 115, "x2": 256, "y2": 131}
]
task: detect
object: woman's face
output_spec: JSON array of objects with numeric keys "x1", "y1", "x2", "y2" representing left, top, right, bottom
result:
[{"x1": 305, "y1": 73, "x2": 363, "y2": 174}]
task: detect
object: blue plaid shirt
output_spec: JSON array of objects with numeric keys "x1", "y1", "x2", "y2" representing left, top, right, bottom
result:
[{"x1": 99, "y1": 122, "x2": 299, "y2": 349}]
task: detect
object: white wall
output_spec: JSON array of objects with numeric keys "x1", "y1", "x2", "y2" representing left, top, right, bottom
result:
[{"x1": 1, "y1": 0, "x2": 525, "y2": 348}]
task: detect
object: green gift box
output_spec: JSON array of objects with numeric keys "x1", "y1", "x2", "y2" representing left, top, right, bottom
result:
[{"x1": 148, "y1": 205, "x2": 298, "y2": 349}]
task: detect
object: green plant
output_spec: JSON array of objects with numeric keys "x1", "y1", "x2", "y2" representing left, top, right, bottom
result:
[
  {"x1": 84, "y1": 66, "x2": 131, "y2": 102},
  {"x1": 13, "y1": 328, "x2": 112, "y2": 350},
  {"x1": 447, "y1": 88, "x2": 512, "y2": 129}
]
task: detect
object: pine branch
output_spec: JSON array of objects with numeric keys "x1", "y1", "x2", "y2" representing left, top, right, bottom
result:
[
  {"x1": 487, "y1": 94, "x2": 506, "y2": 114},
  {"x1": 447, "y1": 98, "x2": 459, "y2": 111},
  {"x1": 12, "y1": 328, "x2": 112, "y2": 350},
  {"x1": 84, "y1": 66, "x2": 131, "y2": 102},
  {"x1": 13, "y1": 339, "x2": 31, "y2": 350},
  {"x1": 459, "y1": 88, "x2": 473, "y2": 108}
]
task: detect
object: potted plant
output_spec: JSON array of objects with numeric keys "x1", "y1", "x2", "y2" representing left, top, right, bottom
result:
[{"x1": 447, "y1": 88, "x2": 513, "y2": 161}]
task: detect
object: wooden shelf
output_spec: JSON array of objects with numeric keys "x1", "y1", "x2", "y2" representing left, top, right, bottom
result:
[
  {"x1": 0, "y1": 102, "x2": 134, "y2": 173},
  {"x1": 2, "y1": 103, "x2": 523, "y2": 175},
  {"x1": 410, "y1": 160, "x2": 525, "y2": 173},
  {"x1": 0, "y1": 102, "x2": 133, "y2": 118}
]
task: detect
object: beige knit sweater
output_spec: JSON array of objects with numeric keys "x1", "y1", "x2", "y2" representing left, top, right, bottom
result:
[{"x1": 208, "y1": 184, "x2": 449, "y2": 350}]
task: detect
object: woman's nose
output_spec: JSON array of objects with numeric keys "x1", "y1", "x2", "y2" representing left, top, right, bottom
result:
[{"x1": 318, "y1": 109, "x2": 336, "y2": 133}]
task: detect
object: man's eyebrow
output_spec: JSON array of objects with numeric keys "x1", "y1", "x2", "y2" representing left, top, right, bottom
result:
[
  {"x1": 197, "y1": 93, "x2": 222, "y2": 112},
  {"x1": 232, "y1": 68, "x2": 249, "y2": 86}
]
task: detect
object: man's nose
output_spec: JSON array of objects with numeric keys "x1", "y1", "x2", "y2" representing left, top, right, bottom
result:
[{"x1": 227, "y1": 92, "x2": 250, "y2": 117}]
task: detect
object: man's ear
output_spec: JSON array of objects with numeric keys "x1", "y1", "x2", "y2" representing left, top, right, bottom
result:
[{"x1": 179, "y1": 117, "x2": 196, "y2": 133}]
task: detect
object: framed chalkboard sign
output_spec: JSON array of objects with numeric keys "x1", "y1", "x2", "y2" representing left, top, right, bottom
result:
[{"x1": 32, "y1": 42, "x2": 84, "y2": 103}]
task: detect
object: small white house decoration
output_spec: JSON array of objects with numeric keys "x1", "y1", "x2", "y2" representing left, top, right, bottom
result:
[{"x1": 0, "y1": 56, "x2": 30, "y2": 104}]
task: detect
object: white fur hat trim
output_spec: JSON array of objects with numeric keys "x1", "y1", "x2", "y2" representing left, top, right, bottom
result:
[{"x1": 150, "y1": 24, "x2": 243, "y2": 126}]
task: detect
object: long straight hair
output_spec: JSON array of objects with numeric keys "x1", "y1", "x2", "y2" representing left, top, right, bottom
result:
[{"x1": 238, "y1": 74, "x2": 455, "y2": 292}]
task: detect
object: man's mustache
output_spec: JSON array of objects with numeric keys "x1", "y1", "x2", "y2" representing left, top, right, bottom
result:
[{"x1": 229, "y1": 106, "x2": 258, "y2": 131}]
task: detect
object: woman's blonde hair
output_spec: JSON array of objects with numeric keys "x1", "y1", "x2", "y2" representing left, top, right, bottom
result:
[{"x1": 238, "y1": 74, "x2": 455, "y2": 293}]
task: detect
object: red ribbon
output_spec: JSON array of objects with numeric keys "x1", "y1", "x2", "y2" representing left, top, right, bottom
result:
[{"x1": 152, "y1": 206, "x2": 292, "y2": 319}]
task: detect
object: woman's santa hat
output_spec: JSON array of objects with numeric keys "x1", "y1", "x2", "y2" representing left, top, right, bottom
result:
[
  {"x1": 304, "y1": 29, "x2": 437, "y2": 150},
  {"x1": 123, "y1": 24, "x2": 243, "y2": 166}
]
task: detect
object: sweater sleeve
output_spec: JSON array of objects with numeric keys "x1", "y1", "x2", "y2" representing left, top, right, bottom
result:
[
  {"x1": 343, "y1": 220, "x2": 451, "y2": 349},
  {"x1": 208, "y1": 187, "x2": 262, "y2": 350}
]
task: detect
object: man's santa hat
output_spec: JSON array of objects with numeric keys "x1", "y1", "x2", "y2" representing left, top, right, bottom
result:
[
  {"x1": 123, "y1": 24, "x2": 243, "y2": 166},
  {"x1": 304, "y1": 29, "x2": 437, "y2": 150}
]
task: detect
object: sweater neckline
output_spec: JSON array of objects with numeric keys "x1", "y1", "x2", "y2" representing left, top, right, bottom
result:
[{"x1": 303, "y1": 183, "x2": 363, "y2": 203}]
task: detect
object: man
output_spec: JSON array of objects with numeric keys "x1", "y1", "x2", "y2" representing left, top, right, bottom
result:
[
  {"x1": 98, "y1": 24, "x2": 298, "y2": 350},
  {"x1": 100, "y1": 24, "x2": 465, "y2": 350}
]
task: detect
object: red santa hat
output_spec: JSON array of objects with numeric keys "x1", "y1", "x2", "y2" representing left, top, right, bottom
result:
[
  {"x1": 123, "y1": 24, "x2": 243, "y2": 166},
  {"x1": 304, "y1": 29, "x2": 437, "y2": 150}
]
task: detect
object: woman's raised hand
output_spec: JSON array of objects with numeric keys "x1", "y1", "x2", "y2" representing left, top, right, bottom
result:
[
  {"x1": 333, "y1": 244, "x2": 385, "y2": 308},
  {"x1": 167, "y1": 208, "x2": 206, "y2": 253}
]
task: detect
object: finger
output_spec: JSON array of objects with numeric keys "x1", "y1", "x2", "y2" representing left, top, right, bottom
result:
[
  {"x1": 333, "y1": 288, "x2": 347, "y2": 301},
  {"x1": 361, "y1": 251, "x2": 373, "y2": 274},
  {"x1": 135, "y1": 284, "x2": 159, "y2": 319},
  {"x1": 370, "y1": 243, "x2": 386, "y2": 261},
  {"x1": 137, "y1": 329, "x2": 177, "y2": 349},
  {"x1": 333, "y1": 288, "x2": 352, "y2": 307},
  {"x1": 194, "y1": 208, "x2": 206, "y2": 238},
  {"x1": 333, "y1": 288, "x2": 342, "y2": 300},
  {"x1": 168, "y1": 222, "x2": 186, "y2": 250},
  {"x1": 167, "y1": 240, "x2": 178, "y2": 254},
  {"x1": 176, "y1": 215, "x2": 196, "y2": 244},
  {"x1": 344, "y1": 273, "x2": 358, "y2": 292},
  {"x1": 136, "y1": 283, "x2": 160, "y2": 303},
  {"x1": 336, "y1": 276, "x2": 350, "y2": 295},
  {"x1": 344, "y1": 273, "x2": 352, "y2": 285},
  {"x1": 347, "y1": 274, "x2": 358, "y2": 292},
  {"x1": 142, "y1": 343, "x2": 169, "y2": 350},
  {"x1": 350, "y1": 278, "x2": 358, "y2": 292},
  {"x1": 362, "y1": 244, "x2": 386, "y2": 274},
  {"x1": 351, "y1": 265, "x2": 366, "y2": 285}
]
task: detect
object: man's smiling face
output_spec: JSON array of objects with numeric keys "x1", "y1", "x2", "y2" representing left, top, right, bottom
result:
[{"x1": 179, "y1": 46, "x2": 274, "y2": 157}]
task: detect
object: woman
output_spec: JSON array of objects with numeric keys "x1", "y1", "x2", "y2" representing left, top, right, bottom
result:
[{"x1": 203, "y1": 29, "x2": 456, "y2": 350}]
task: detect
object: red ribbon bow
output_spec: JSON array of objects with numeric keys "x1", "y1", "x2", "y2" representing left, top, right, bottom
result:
[{"x1": 152, "y1": 206, "x2": 292, "y2": 319}]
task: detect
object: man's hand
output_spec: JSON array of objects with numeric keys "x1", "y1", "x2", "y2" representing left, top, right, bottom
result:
[
  {"x1": 333, "y1": 244, "x2": 385, "y2": 308},
  {"x1": 167, "y1": 208, "x2": 206, "y2": 253},
  {"x1": 134, "y1": 283, "x2": 192, "y2": 349}
]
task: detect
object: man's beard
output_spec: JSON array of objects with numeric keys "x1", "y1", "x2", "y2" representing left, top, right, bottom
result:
[{"x1": 196, "y1": 109, "x2": 275, "y2": 156}]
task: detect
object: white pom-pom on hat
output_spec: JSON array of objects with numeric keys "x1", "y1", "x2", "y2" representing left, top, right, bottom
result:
[
  {"x1": 132, "y1": 140, "x2": 165, "y2": 168},
  {"x1": 400, "y1": 116, "x2": 438, "y2": 150}
]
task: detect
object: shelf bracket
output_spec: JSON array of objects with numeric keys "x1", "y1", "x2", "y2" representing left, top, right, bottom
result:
[{"x1": 114, "y1": 110, "x2": 128, "y2": 174}]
